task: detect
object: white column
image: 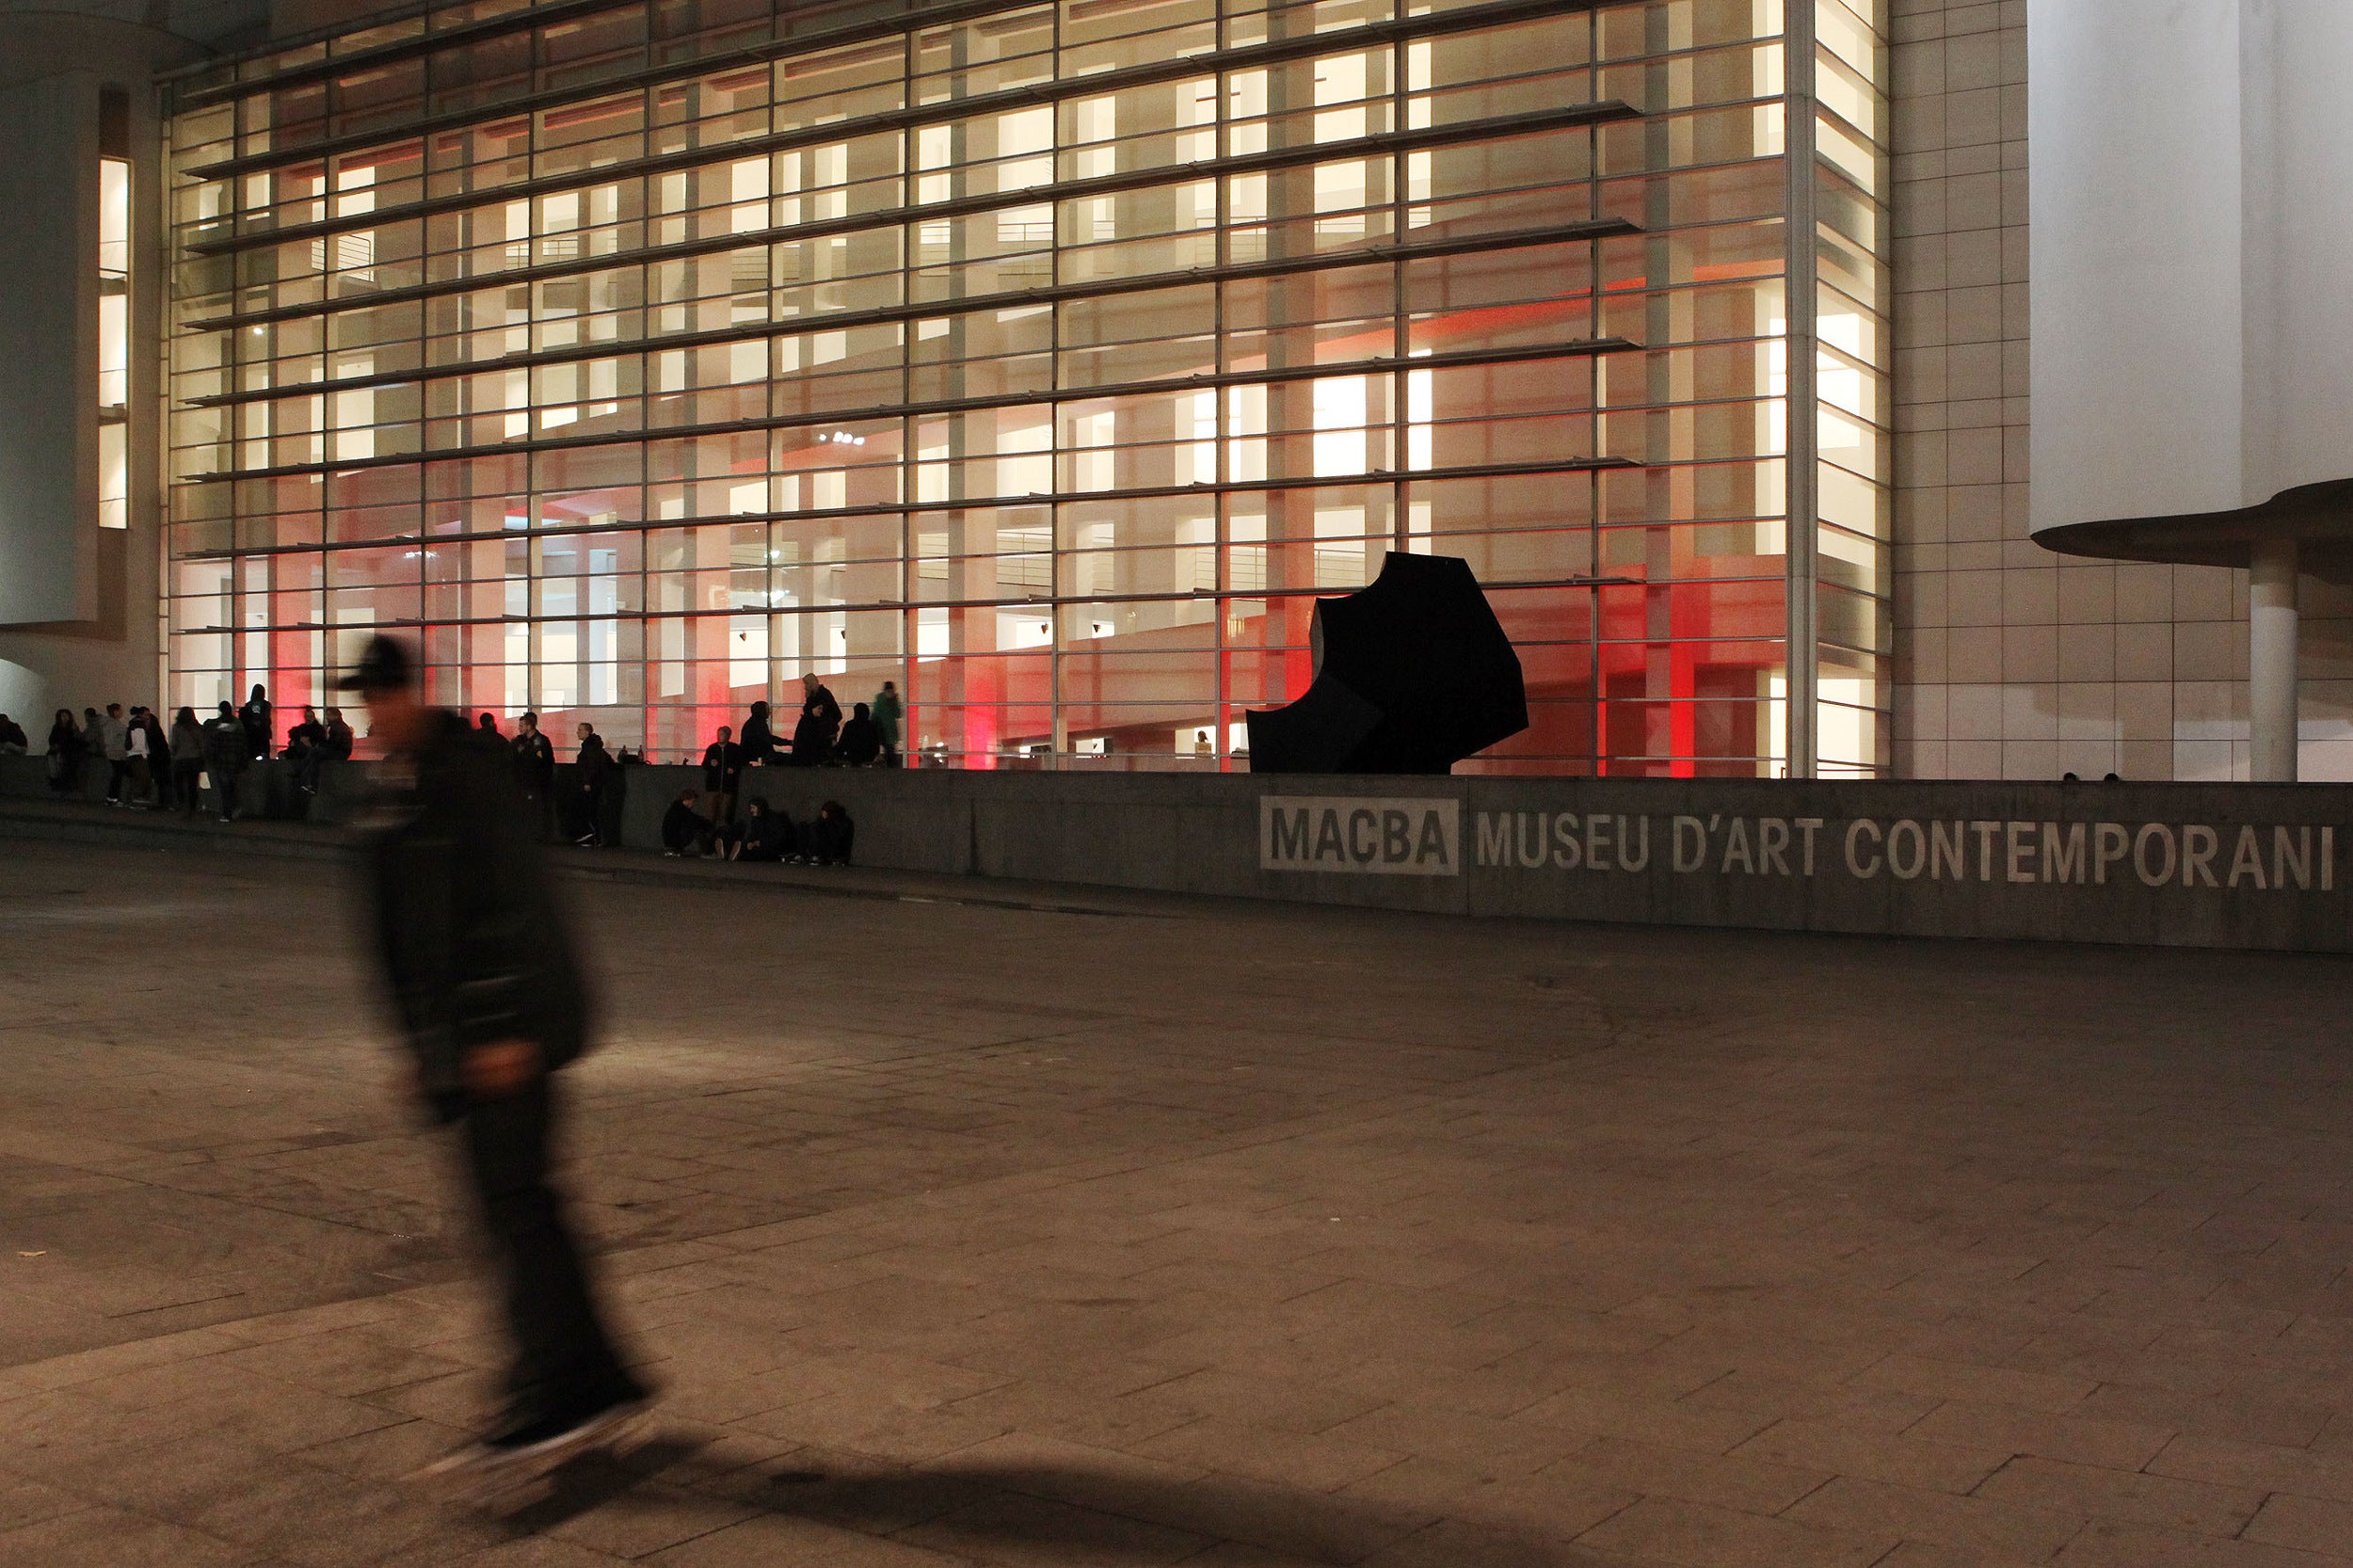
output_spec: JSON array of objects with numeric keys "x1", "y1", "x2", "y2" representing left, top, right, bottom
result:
[{"x1": 2249, "y1": 536, "x2": 2298, "y2": 781}]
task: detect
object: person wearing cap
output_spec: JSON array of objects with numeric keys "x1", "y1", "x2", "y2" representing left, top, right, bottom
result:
[{"x1": 338, "y1": 634, "x2": 648, "y2": 1474}]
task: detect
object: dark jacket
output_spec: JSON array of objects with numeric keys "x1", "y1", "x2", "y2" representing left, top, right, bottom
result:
[
  {"x1": 239, "y1": 697, "x2": 273, "y2": 760},
  {"x1": 358, "y1": 712, "x2": 591, "y2": 1122},
  {"x1": 512, "y1": 728, "x2": 556, "y2": 792},
  {"x1": 320, "y1": 718, "x2": 355, "y2": 761},
  {"x1": 700, "y1": 740, "x2": 744, "y2": 792},
  {"x1": 575, "y1": 735, "x2": 614, "y2": 789},
  {"x1": 662, "y1": 799, "x2": 711, "y2": 854},
  {"x1": 201, "y1": 714, "x2": 248, "y2": 770},
  {"x1": 739, "y1": 706, "x2": 780, "y2": 766},
  {"x1": 791, "y1": 684, "x2": 841, "y2": 762},
  {"x1": 0, "y1": 716, "x2": 27, "y2": 749},
  {"x1": 739, "y1": 808, "x2": 792, "y2": 860},
  {"x1": 805, "y1": 801, "x2": 855, "y2": 863},
  {"x1": 169, "y1": 717, "x2": 205, "y2": 762},
  {"x1": 836, "y1": 708, "x2": 881, "y2": 766}
]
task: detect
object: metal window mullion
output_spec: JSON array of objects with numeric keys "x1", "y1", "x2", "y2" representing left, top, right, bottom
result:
[
  {"x1": 1587, "y1": 9, "x2": 1605, "y2": 775},
  {"x1": 1782, "y1": 0, "x2": 1818, "y2": 780}
]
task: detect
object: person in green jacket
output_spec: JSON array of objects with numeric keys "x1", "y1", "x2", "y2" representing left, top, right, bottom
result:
[{"x1": 871, "y1": 680, "x2": 903, "y2": 765}]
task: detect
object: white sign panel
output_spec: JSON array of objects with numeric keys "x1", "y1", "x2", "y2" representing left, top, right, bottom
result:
[{"x1": 1260, "y1": 796, "x2": 1461, "y2": 876}]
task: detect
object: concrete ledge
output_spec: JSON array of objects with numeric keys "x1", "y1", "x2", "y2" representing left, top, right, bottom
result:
[{"x1": 8, "y1": 755, "x2": 2351, "y2": 951}]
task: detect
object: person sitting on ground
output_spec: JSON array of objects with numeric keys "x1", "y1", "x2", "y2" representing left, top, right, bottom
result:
[
  {"x1": 790, "y1": 672, "x2": 840, "y2": 765},
  {"x1": 835, "y1": 703, "x2": 882, "y2": 766},
  {"x1": 0, "y1": 712, "x2": 27, "y2": 755},
  {"x1": 45, "y1": 710, "x2": 86, "y2": 794},
  {"x1": 797, "y1": 799, "x2": 855, "y2": 866},
  {"x1": 662, "y1": 790, "x2": 713, "y2": 857},
  {"x1": 169, "y1": 707, "x2": 205, "y2": 813},
  {"x1": 732, "y1": 798, "x2": 794, "y2": 862}
]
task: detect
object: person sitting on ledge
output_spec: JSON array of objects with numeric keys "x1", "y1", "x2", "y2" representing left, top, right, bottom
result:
[
  {"x1": 662, "y1": 790, "x2": 713, "y2": 857},
  {"x1": 795, "y1": 799, "x2": 855, "y2": 867},
  {"x1": 834, "y1": 703, "x2": 882, "y2": 767},
  {"x1": 0, "y1": 712, "x2": 27, "y2": 755},
  {"x1": 283, "y1": 706, "x2": 325, "y2": 760},
  {"x1": 296, "y1": 707, "x2": 353, "y2": 796},
  {"x1": 731, "y1": 798, "x2": 794, "y2": 863}
]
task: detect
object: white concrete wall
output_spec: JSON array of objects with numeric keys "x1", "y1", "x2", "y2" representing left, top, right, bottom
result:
[
  {"x1": 2029, "y1": 0, "x2": 2353, "y2": 526},
  {"x1": 1893, "y1": 0, "x2": 2353, "y2": 781},
  {"x1": 0, "y1": 9, "x2": 208, "y2": 732},
  {"x1": 0, "y1": 70, "x2": 98, "y2": 628},
  {"x1": 2027, "y1": 0, "x2": 2245, "y2": 527}
]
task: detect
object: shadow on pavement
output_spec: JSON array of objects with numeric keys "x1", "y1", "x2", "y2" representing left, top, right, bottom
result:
[{"x1": 504, "y1": 1428, "x2": 1603, "y2": 1565}]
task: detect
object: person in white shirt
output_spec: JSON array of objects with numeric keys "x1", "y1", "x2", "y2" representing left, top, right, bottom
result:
[
  {"x1": 99, "y1": 703, "x2": 132, "y2": 805},
  {"x1": 123, "y1": 709, "x2": 153, "y2": 808}
]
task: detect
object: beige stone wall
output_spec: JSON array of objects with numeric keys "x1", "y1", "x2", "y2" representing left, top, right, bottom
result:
[{"x1": 1885, "y1": 0, "x2": 2353, "y2": 780}]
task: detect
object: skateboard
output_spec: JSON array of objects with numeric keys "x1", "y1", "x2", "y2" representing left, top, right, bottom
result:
[{"x1": 409, "y1": 1402, "x2": 653, "y2": 1511}]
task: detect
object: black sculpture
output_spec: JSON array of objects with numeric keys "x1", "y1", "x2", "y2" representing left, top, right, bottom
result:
[{"x1": 1245, "y1": 551, "x2": 1528, "y2": 775}]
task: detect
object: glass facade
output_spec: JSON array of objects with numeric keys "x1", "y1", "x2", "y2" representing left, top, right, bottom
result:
[{"x1": 161, "y1": 0, "x2": 1887, "y2": 775}]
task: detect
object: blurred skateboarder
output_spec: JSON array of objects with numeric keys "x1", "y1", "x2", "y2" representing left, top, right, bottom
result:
[{"x1": 338, "y1": 635, "x2": 648, "y2": 1476}]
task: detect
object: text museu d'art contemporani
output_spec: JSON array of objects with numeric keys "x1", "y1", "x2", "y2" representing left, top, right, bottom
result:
[{"x1": 1259, "y1": 797, "x2": 2337, "y2": 892}]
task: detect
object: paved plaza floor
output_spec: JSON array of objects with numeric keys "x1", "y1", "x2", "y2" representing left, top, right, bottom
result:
[{"x1": 5, "y1": 835, "x2": 2353, "y2": 1567}]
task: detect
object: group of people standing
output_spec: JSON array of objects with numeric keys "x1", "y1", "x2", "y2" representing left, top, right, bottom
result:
[
  {"x1": 34, "y1": 686, "x2": 351, "y2": 820},
  {"x1": 469, "y1": 709, "x2": 626, "y2": 849},
  {"x1": 728, "y1": 674, "x2": 901, "y2": 772}
]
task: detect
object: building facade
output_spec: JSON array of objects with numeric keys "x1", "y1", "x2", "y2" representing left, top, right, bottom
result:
[{"x1": 145, "y1": 0, "x2": 1893, "y2": 774}]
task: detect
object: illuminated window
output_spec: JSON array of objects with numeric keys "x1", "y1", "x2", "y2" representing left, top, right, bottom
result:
[
  {"x1": 98, "y1": 152, "x2": 129, "y2": 529},
  {"x1": 159, "y1": 0, "x2": 1888, "y2": 774}
]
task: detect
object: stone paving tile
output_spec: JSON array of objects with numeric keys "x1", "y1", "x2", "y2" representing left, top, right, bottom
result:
[
  {"x1": 1784, "y1": 1474, "x2": 2089, "y2": 1560},
  {"x1": 1971, "y1": 1454, "x2": 2265, "y2": 1537},
  {"x1": 2242, "y1": 1490, "x2": 2353, "y2": 1554},
  {"x1": 2053, "y1": 1515, "x2": 2341, "y2": 1568},
  {"x1": 0, "y1": 1504, "x2": 265, "y2": 1568},
  {"x1": 1571, "y1": 1495, "x2": 1895, "y2": 1567},
  {"x1": 1898, "y1": 1397, "x2": 2177, "y2": 1472},
  {"x1": 10, "y1": 839, "x2": 2353, "y2": 1565}
]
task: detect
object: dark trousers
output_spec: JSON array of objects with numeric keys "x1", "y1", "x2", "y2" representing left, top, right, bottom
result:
[
  {"x1": 459, "y1": 1075, "x2": 638, "y2": 1422},
  {"x1": 211, "y1": 763, "x2": 243, "y2": 819},
  {"x1": 106, "y1": 759, "x2": 129, "y2": 801},
  {"x1": 570, "y1": 781, "x2": 607, "y2": 842},
  {"x1": 173, "y1": 760, "x2": 203, "y2": 813}
]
